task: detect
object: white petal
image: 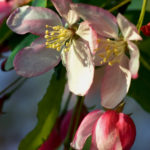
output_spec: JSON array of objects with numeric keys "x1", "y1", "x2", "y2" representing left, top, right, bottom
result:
[{"x1": 66, "y1": 39, "x2": 94, "y2": 96}]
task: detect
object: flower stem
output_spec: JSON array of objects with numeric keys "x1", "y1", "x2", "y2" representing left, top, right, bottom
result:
[
  {"x1": 0, "y1": 77, "x2": 23, "y2": 95},
  {"x1": 137, "y1": 0, "x2": 147, "y2": 33},
  {"x1": 61, "y1": 92, "x2": 72, "y2": 116},
  {"x1": 64, "y1": 96, "x2": 84, "y2": 150},
  {"x1": 109, "y1": 0, "x2": 131, "y2": 12}
]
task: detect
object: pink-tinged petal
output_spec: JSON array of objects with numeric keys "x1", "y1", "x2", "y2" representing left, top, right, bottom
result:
[
  {"x1": 76, "y1": 21, "x2": 98, "y2": 53},
  {"x1": 51, "y1": 0, "x2": 79, "y2": 25},
  {"x1": 0, "y1": 1, "x2": 12, "y2": 24},
  {"x1": 71, "y1": 3, "x2": 118, "y2": 39},
  {"x1": 14, "y1": 37, "x2": 60, "y2": 77},
  {"x1": 71, "y1": 110, "x2": 103, "y2": 150},
  {"x1": 127, "y1": 41, "x2": 140, "y2": 79},
  {"x1": 7, "y1": 6, "x2": 62, "y2": 35},
  {"x1": 101, "y1": 55, "x2": 131, "y2": 108},
  {"x1": 51, "y1": 0, "x2": 71, "y2": 17},
  {"x1": 94, "y1": 111, "x2": 122, "y2": 150},
  {"x1": 117, "y1": 13, "x2": 142, "y2": 41},
  {"x1": 66, "y1": 39, "x2": 94, "y2": 96}
]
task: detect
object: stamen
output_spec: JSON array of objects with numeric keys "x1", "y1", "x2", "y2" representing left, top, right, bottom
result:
[
  {"x1": 96, "y1": 39, "x2": 126, "y2": 65},
  {"x1": 44, "y1": 25, "x2": 73, "y2": 52}
]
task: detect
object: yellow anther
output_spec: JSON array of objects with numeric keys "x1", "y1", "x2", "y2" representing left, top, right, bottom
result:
[
  {"x1": 45, "y1": 42, "x2": 49, "y2": 46},
  {"x1": 57, "y1": 47, "x2": 61, "y2": 51},
  {"x1": 108, "y1": 62, "x2": 112, "y2": 66},
  {"x1": 51, "y1": 32, "x2": 55, "y2": 35},
  {"x1": 45, "y1": 25, "x2": 49, "y2": 28},
  {"x1": 45, "y1": 30, "x2": 49, "y2": 34},
  {"x1": 66, "y1": 42, "x2": 70, "y2": 47},
  {"x1": 44, "y1": 35, "x2": 49, "y2": 39},
  {"x1": 103, "y1": 58, "x2": 107, "y2": 63}
]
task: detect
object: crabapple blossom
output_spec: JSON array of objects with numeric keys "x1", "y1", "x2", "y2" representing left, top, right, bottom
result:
[
  {"x1": 6, "y1": 0, "x2": 100, "y2": 96},
  {"x1": 71, "y1": 4, "x2": 142, "y2": 108}
]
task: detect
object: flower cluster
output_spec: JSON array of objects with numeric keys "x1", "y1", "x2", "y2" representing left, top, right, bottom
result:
[{"x1": 6, "y1": 0, "x2": 142, "y2": 149}]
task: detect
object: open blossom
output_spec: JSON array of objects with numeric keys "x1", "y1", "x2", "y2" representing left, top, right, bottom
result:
[
  {"x1": 6, "y1": 0, "x2": 101, "y2": 96},
  {"x1": 141, "y1": 22, "x2": 150, "y2": 36},
  {"x1": 0, "y1": 0, "x2": 31, "y2": 25},
  {"x1": 71, "y1": 4, "x2": 142, "y2": 108},
  {"x1": 71, "y1": 110, "x2": 136, "y2": 150}
]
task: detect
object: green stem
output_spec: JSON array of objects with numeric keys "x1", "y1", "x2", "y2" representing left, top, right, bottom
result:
[
  {"x1": 140, "y1": 55, "x2": 150, "y2": 71},
  {"x1": 136, "y1": 0, "x2": 147, "y2": 33},
  {"x1": 61, "y1": 92, "x2": 72, "y2": 116},
  {"x1": 64, "y1": 96, "x2": 84, "y2": 150},
  {"x1": 109, "y1": 0, "x2": 131, "y2": 12},
  {"x1": 0, "y1": 77, "x2": 23, "y2": 95}
]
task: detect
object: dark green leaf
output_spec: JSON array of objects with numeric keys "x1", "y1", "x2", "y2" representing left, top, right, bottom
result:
[
  {"x1": 5, "y1": 34, "x2": 38, "y2": 71},
  {"x1": 32, "y1": 0, "x2": 47, "y2": 7},
  {"x1": 128, "y1": 64, "x2": 150, "y2": 112},
  {"x1": 0, "y1": 20, "x2": 13, "y2": 45},
  {"x1": 19, "y1": 66, "x2": 66, "y2": 150},
  {"x1": 83, "y1": 136, "x2": 91, "y2": 150}
]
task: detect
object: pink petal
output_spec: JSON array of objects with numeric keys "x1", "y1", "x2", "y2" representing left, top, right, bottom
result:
[
  {"x1": 94, "y1": 111, "x2": 123, "y2": 150},
  {"x1": 14, "y1": 37, "x2": 60, "y2": 77},
  {"x1": 7, "y1": 6, "x2": 62, "y2": 35},
  {"x1": 127, "y1": 41, "x2": 140, "y2": 79},
  {"x1": 117, "y1": 113, "x2": 136, "y2": 150},
  {"x1": 71, "y1": 3, "x2": 118, "y2": 39},
  {"x1": 101, "y1": 55, "x2": 131, "y2": 108},
  {"x1": 66, "y1": 39, "x2": 94, "y2": 96},
  {"x1": 0, "y1": 1, "x2": 12, "y2": 24},
  {"x1": 76, "y1": 21, "x2": 98, "y2": 53},
  {"x1": 51, "y1": 0, "x2": 78, "y2": 25},
  {"x1": 71, "y1": 110, "x2": 103, "y2": 150},
  {"x1": 117, "y1": 13, "x2": 142, "y2": 41}
]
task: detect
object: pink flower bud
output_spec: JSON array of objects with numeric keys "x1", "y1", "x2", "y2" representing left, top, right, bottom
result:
[
  {"x1": 94, "y1": 110, "x2": 136, "y2": 150},
  {"x1": 141, "y1": 23, "x2": 150, "y2": 36},
  {"x1": 71, "y1": 110, "x2": 136, "y2": 150}
]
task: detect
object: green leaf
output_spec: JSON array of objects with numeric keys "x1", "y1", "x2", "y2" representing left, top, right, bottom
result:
[
  {"x1": 19, "y1": 66, "x2": 66, "y2": 150},
  {"x1": 0, "y1": 20, "x2": 13, "y2": 45},
  {"x1": 128, "y1": 64, "x2": 150, "y2": 112},
  {"x1": 32, "y1": 0, "x2": 47, "y2": 7},
  {"x1": 5, "y1": 34, "x2": 38, "y2": 71},
  {"x1": 83, "y1": 136, "x2": 91, "y2": 150}
]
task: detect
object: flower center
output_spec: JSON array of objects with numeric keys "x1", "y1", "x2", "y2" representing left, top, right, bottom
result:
[
  {"x1": 97, "y1": 39, "x2": 126, "y2": 66},
  {"x1": 44, "y1": 25, "x2": 73, "y2": 52}
]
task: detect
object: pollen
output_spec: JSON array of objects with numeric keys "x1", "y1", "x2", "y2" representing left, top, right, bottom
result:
[
  {"x1": 97, "y1": 39, "x2": 126, "y2": 66},
  {"x1": 44, "y1": 25, "x2": 73, "y2": 52}
]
